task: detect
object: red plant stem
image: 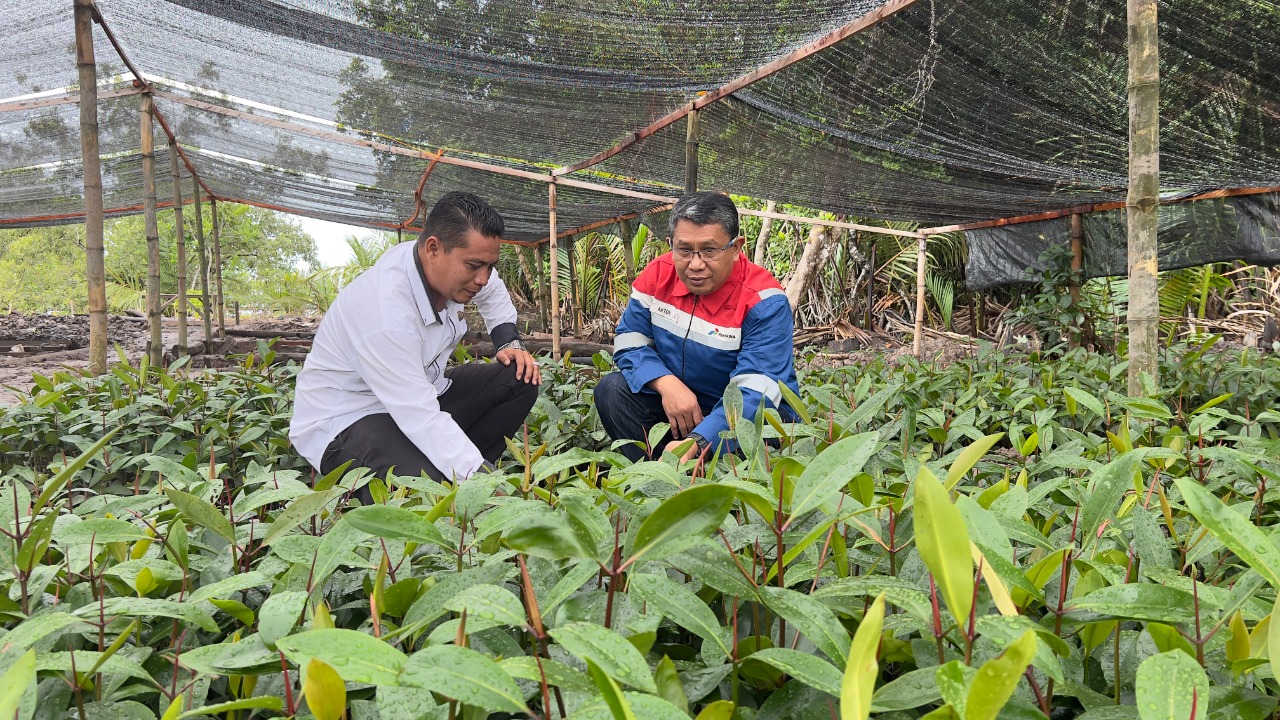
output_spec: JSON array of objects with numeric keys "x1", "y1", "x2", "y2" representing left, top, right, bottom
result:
[{"x1": 279, "y1": 652, "x2": 296, "y2": 715}]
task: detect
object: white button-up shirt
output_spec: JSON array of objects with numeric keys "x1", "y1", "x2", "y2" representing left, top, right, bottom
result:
[{"x1": 289, "y1": 240, "x2": 519, "y2": 480}]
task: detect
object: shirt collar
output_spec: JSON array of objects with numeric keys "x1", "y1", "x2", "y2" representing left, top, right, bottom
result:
[
  {"x1": 409, "y1": 243, "x2": 444, "y2": 325},
  {"x1": 671, "y1": 252, "x2": 746, "y2": 314}
]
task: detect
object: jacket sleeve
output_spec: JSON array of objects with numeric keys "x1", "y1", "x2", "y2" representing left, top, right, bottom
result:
[
  {"x1": 472, "y1": 269, "x2": 520, "y2": 347},
  {"x1": 692, "y1": 291, "x2": 795, "y2": 452},
  {"x1": 613, "y1": 268, "x2": 673, "y2": 393},
  {"x1": 351, "y1": 329, "x2": 488, "y2": 481}
]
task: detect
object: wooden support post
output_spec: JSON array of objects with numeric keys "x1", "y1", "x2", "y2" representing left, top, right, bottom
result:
[
  {"x1": 567, "y1": 234, "x2": 581, "y2": 334},
  {"x1": 548, "y1": 184, "x2": 562, "y2": 357},
  {"x1": 193, "y1": 179, "x2": 213, "y2": 350},
  {"x1": 865, "y1": 240, "x2": 876, "y2": 331},
  {"x1": 141, "y1": 94, "x2": 163, "y2": 366},
  {"x1": 75, "y1": 0, "x2": 108, "y2": 375},
  {"x1": 618, "y1": 217, "x2": 636, "y2": 283},
  {"x1": 533, "y1": 243, "x2": 548, "y2": 329},
  {"x1": 1127, "y1": 0, "x2": 1160, "y2": 395},
  {"x1": 752, "y1": 200, "x2": 777, "y2": 267},
  {"x1": 169, "y1": 140, "x2": 187, "y2": 355},
  {"x1": 684, "y1": 109, "x2": 700, "y2": 195},
  {"x1": 234, "y1": 300, "x2": 240, "y2": 326},
  {"x1": 1069, "y1": 213, "x2": 1084, "y2": 348},
  {"x1": 913, "y1": 235, "x2": 928, "y2": 358},
  {"x1": 211, "y1": 199, "x2": 226, "y2": 339}
]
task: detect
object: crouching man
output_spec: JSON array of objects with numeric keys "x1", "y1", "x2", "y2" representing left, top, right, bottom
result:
[
  {"x1": 290, "y1": 192, "x2": 540, "y2": 496},
  {"x1": 595, "y1": 191, "x2": 798, "y2": 462}
]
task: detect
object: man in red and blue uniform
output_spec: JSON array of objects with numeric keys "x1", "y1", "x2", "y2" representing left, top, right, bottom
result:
[{"x1": 595, "y1": 192, "x2": 799, "y2": 462}]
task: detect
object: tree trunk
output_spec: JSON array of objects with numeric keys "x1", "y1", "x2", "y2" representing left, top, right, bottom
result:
[
  {"x1": 785, "y1": 224, "x2": 829, "y2": 310},
  {"x1": 193, "y1": 180, "x2": 213, "y2": 351},
  {"x1": 169, "y1": 141, "x2": 187, "y2": 355},
  {"x1": 618, "y1": 218, "x2": 636, "y2": 283},
  {"x1": 1127, "y1": 0, "x2": 1160, "y2": 395},
  {"x1": 752, "y1": 200, "x2": 777, "y2": 267},
  {"x1": 75, "y1": 0, "x2": 108, "y2": 375},
  {"x1": 211, "y1": 199, "x2": 226, "y2": 339},
  {"x1": 141, "y1": 94, "x2": 163, "y2": 366},
  {"x1": 547, "y1": 184, "x2": 561, "y2": 356},
  {"x1": 685, "y1": 109, "x2": 700, "y2": 194}
]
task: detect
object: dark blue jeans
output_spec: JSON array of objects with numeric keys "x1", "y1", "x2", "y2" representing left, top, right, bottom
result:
[{"x1": 593, "y1": 372, "x2": 716, "y2": 462}]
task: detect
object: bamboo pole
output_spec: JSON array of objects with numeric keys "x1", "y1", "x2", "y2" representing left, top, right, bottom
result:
[
  {"x1": 169, "y1": 140, "x2": 187, "y2": 355},
  {"x1": 865, "y1": 240, "x2": 876, "y2": 330},
  {"x1": 75, "y1": 0, "x2": 108, "y2": 375},
  {"x1": 193, "y1": 180, "x2": 213, "y2": 350},
  {"x1": 1069, "y1": 212, "x2": 1084, "y2": 348},
  {"x1": 211, "y1": 199, "x2": 226, "y2": 339},
  {"x1": 1127, "y1": 0, "x2": 1160, "y2": 395},
  {"x1": 752, "y1": 200, "x2": 777, "y2": 267},
  {"x1": 548, "y1": 184, "x2": 562, "y2": 356},
  {"x1": 684, "y1": 109, "x2": 700, "y2": 195},
  {"x1": 141, "y1": 94, "x2": 163, "y2": 366},
  {"x1": 913, "y1": 236, "x2": 928, "y2": 358}
]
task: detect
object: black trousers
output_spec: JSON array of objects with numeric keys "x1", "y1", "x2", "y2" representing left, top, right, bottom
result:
[
  {"x1": 320, "y1": 362, "x2": 538, "y2": 491},
  {"x1": 593, "y1": 371, "x2": 716, "y2": 462}
]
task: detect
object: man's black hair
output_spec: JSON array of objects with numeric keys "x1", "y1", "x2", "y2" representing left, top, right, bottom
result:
[
  {"x1": 668, "y1": 191, "x2": 739, "y2": 240},
  {"x1": 418, "y1": 191, "x2": 504, "y2": 250}
]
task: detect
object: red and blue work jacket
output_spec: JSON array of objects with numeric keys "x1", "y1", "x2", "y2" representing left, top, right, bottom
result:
[{"x1": 613, "y1": 252, "x2": 800, "y2": 452}]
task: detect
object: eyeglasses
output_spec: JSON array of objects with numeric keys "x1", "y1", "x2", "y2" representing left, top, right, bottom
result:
[{"x1": 669, "y1": 237, "x2": 738, "y2": 262}]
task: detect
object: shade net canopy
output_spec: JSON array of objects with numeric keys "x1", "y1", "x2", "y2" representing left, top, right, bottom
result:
[{"x1": 2, "y1": 0, "x2": 1280, "y2": 256}]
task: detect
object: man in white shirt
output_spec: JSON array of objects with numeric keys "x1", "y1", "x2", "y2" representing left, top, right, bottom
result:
[{"x1": 289, "y1": 192, "x2": 540, "y2": 495}]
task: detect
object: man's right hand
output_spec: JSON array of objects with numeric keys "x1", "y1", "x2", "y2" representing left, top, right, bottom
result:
[{"x1": 651, "y1": 376, "x2": 703, "y2": 439}]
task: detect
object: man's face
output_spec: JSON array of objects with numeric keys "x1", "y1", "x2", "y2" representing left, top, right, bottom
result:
[
  {"x1": 669, "y1": 219, "x2": 744, "y2": 296},
  {"x1": 419, "y1": 228, "x2": 502, "y2": 306}
]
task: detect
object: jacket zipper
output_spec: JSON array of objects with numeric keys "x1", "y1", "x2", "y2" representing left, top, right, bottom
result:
[{"x1": 680, "y1": 296, "x2": 699, "y2": 382}]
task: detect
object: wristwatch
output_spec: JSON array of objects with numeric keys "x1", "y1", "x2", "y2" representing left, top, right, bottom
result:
[
  {"x1": 687, "y1": 433, "x2": 710, "y2": 453},
  {"x1": 496, "y1": 339, "x2": 526, "y2": 353}
]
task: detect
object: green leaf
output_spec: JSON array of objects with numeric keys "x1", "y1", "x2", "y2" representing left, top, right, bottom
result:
[
  {"x1": 1174, "y1": 476, "x2": 1280, "y2": 589},
  {"x1": 402, "y1": 562, "x2": 513, "y2": 629},
  {"x1": 0, "y1": 612, "x2": 89, "y2": 649},
  {"x1": 262, "y1": 489, "x2": 342, "y2": 545},
  {"x1": 257, "y1": 590, "x2": 309, "y2": 650},
  {"x1": 914, "y1": 466, "x2": 974, "y2": 627},
  {"x1": 499, "y1": 656, "x2": 595, "y2": 694},
  {"x1": 57, "y1": 518, "x2": 148, "y2": 545},
  {"x1": 777, "y1": 380, "x2": 812, "y2": 425},
  {"x1": 1080, "y1": 452, "x2": 1142, "y2": 549},
  {"x1": 587, "y1": 658, "x2": 639, "y2": 720},
  {"x1": 964, "y1": 630, "x2": 1036, "y2": 720},
  {"x1": 624, "y1": 484, "x2": 736, "y2": 570},
  {"x1": 786, "y1": 432, "x2": 878, "y2": 526},
  {"x1": 1135, "y1": 651, "x2": 1209, "y2": 720},
  {"x1": 1064, "y1": 387, "x2": 1106, "y2": 418},
  {"x1": 178, "y1": 697, "x2": 285, "y2": 718},
  {"x1": 506, "y1": 511, "x2": 595, "y2": 561},
  {"x1": 549, "y1": 621, "x2": 658, "y2": 693},
  {"x1": 443, "y1": 584, "x2": 526, "y2": 627},
  {"x1": 841, "y1": 593, "x2": 885, "y2": 720},
  {"x1": 74, "y1": 598, "x2": 218, "y2": 633},
  {"x1": 750, "y1": 648, "x2": 841, "y2": 697},
  {"x1": 0, "y1": 649, "x2": 35, "y2": 720},
  {"x1": 32, "y1": 426, "x2": 121, "y2": 515},
  {"x1": 277, "y1": 629, "x2": 409, "y2": 686},
  {"x1": 760, "y1": 586, "x2": 851, "y2": 663},
  {"x1": 342, "y1": 504, "x2": 450, "y2": 547},
  {"x1": 1066, "y1": 584, "x2": 1196, "y2": 624},
  {"x1": 871, "y1": 667, "x2": 943, "y2": 712},
  {"x1": 400, "y1": 644, "x2": 528, "y2": 715},
  {"x1": 944, "y1": 433, "x2": 1004, "y2": 490},
  {"x1": 654, "y1": 655, "x2": 689, "y2": 714},
  {"x1": 630, "y1": 573, "x2": 731, "y2": 656},
  {"x1": 165, "y1": 487, "x2": 236, "y2": 544}
]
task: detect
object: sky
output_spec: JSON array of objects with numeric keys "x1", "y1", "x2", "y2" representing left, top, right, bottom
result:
[{"x1": 296, "y1": 216, "x2": 367, "y2": 268}]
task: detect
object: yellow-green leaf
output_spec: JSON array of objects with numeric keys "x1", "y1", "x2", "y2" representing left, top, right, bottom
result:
[
  {"x1": 964, "y1": 630, "x2": 1036, "y2": 720},
  {"x1": 944, "y1": 433, "x2": 1004, "y2": 490},
  {"x1": 914, "y1": 467, "x2": 974, "y2": 626},
  {"x1": 696, "y1": 700, "x2": 736, "y2": 720},
  {"x1": 303, "y1": 657, "x2": 347, "y2": 720},
  {"x1": 840, "y1": 592, "x2": 885, "y2": 720},
  {"x1": 1226, "y1": 611, "x2": 1250, "y2": 663},
  {"x1": 0, "y1": 649, "x2": 35, "y2": 720}
]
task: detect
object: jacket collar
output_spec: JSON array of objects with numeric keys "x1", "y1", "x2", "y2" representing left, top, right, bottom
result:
[
  {"x1": 409, "y1": 243, "x2": 445, "y2": 325},
  {"x1": 670, "y1": 252, "x2": 747, "y2": 314}
]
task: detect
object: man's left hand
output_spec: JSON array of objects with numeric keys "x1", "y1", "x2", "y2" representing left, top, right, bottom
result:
[{"x1": 496, "y1": 348, "x2": 542, "y2": 384}]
